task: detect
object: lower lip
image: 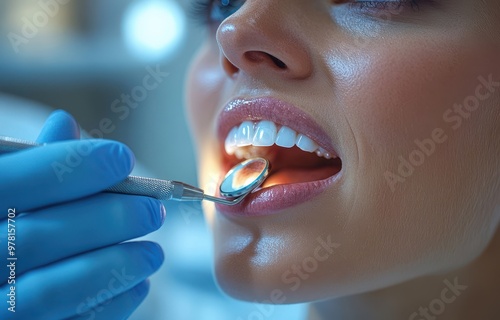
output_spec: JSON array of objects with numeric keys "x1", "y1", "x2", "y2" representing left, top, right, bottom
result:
[{"x1": 215, "y1": 170, "x2": 342, "y2": 216}]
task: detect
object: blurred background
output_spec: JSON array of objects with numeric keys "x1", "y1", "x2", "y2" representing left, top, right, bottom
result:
[
  {"x1": 0, "y1": 0, "x2": 305, "y2": 319},
  {"x1": 0, "y1": 0, "x2": 197, "y2": 183}
]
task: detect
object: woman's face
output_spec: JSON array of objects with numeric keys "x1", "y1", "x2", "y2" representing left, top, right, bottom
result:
[{"x1": 186, "y1": 0, "x2": 500, "y2": 303}]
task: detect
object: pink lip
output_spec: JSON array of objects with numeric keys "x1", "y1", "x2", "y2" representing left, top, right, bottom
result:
[{"x1": 215, "y1": 97, "x2": 342, "y2": 216}]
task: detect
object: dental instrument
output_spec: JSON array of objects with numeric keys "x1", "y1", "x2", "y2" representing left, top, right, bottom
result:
[{"x1": 0, "y1": 136, "x2": 269, "y2": 206}]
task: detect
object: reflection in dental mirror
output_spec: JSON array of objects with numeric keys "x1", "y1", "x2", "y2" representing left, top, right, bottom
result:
[{"x1": 220, "y1": 158, "x2": 269, "y2": 198}]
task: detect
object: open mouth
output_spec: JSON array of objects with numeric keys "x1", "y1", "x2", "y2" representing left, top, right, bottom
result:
[
  {"x1": 224, "y1": 120, "x2": 342, "y2": 190},
  {"x1": 216, "y1": 97, "x2": 343, "y2": 216}
]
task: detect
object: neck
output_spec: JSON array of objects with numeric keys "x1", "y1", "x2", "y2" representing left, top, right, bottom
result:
[{"x1": 308, "y1": 230, "x2": 500, "y2": 320}]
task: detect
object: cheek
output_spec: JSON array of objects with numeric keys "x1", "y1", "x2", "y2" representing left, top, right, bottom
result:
[
  {"x1": 186, "y1": 41, "x2": 228, "y2": 226},
  {"x1": 335, "y1": 36, "x2": 500, "y2": 266},
  {"x1": 346, "y1": 45, "x2": 479, "y2": 151},
  {"x1": 334, "y1": 34, "x2": 499, "y2": 192},
  {"x1": 186, "y1": 41, "x2": 225, "y2": 147},
  {"x1": 363, "y1": 40, "x2": 498, "y2": 181},
  {"x1": 344, "y1": 35, "x2": 500, "y2": 160}
]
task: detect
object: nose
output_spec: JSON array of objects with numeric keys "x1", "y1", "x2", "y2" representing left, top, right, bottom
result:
[{"x1": 216, "y1": 1, "x2": 313, "y2": 80}]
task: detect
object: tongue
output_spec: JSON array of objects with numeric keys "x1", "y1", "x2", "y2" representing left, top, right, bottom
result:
[{"x1": 262, "y1": 166, "x2": 340, "y2": 188}]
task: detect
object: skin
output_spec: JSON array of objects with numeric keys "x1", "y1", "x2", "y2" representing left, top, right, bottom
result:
[{"x1": 185, "y1": 1, "x2": 500, "y2": 319}]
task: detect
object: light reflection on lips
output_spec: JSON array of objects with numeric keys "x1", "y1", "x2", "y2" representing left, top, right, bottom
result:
[{"x1": 214, "y1": 97, "x2": 343, "y2": 216}]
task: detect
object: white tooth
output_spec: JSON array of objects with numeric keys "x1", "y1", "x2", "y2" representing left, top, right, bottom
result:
[
  {"x1": 252, "y1": 120, "x2": 277, "y2": 146},
  {"x1": 275, "y1": 126, "x2": 296, "y2": 148},
  {"x1": 236, "y1": 121, "x2": 255, "y2": 147},
  {"x1": 225, "y1": 126, "x2": 238, "y2": 155},
  {"x1": 296, "y1": 134, "x2": 318, "y2": 152},
  {"x1": 317, "y1": 147, "x2": 327, "y2": 158},
  {"x1": 324, "y1": 153, "x2": 332, "y2": 159}
]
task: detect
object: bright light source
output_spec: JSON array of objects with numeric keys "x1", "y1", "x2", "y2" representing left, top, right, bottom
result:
[{"x1": 122, "y1": 0, "x2": 185, "y2": 61}]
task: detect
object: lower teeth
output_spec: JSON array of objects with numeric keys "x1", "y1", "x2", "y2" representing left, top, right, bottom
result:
[{"x1": 233, "y1": 145, "x2": 334, "y2": 160}]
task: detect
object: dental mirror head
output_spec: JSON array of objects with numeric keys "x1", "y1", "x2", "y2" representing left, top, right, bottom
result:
[
  {"x1": 220, "y1": 157, "x2": 269, "y2": 198},
  {"x1": 200, "y1": 157, "x2": 270, "y2": 206}
]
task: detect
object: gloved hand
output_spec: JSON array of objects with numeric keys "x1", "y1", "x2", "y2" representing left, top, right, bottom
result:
[{"x1": 0, "y1": 110, "x2": 165, "y2": 320}]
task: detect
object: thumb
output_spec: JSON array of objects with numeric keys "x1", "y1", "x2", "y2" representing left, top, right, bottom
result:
[{"x1": 36, "y1": 109, "x2": 81, "y2": 143}]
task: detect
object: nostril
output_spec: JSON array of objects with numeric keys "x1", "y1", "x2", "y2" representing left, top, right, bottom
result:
[
  {"x1": 222, "y1": 57, "x2": 240, "y2": 77},
  {"x1": 245, "y1": 51, "x2": 288, "y2": 70},
  {"x1": 267, "y1": 53, "x2": 287, "y2": 69}
]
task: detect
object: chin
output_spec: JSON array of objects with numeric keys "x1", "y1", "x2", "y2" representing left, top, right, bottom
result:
[{"x1": 208, "y1": 195, "x2": 354, "y2": 304}]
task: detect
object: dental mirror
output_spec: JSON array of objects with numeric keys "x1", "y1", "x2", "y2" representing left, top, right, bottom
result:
[
  {"x1": 0, "y1": 136, "x2": 270, "y2": 206},
  {"x1": 220, "y1": 157, "x2": 269, "y2": 197},
  {"x1": 203, "y1": 157, "x2": 270, "y2": 205}
]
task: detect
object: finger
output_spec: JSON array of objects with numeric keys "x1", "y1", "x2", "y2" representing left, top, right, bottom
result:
[
  {"x1": 66, "y1": 280, "x2": 150, "y2": 320},
  {"x1": 0, "y1": 241, "x2": 163, "y2": 320},
  {"x1": 37, "y1": 109, "x2": 81, "y2": 143},
  {"x1": 0, "y1": 139, "x2": 135, "y2": 215},
  {"x1": 0, "y1": 193, "x2": 165, "y2": 279}
]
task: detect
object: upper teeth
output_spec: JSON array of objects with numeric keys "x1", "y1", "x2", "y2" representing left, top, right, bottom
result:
[{"x1": 224, "y1": 120, "x2": 336, "y2": 160}]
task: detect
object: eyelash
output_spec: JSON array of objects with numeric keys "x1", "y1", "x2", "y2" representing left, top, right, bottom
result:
[
  {"x1": 189, "y1": 0, "x2": 423, "y2": 26},
  {"x1": 189, "y1": 0, "x2": 242, "y2": 26},
  {"x1": 351, "y1": 0, "x2": 420, "y2": 9}
]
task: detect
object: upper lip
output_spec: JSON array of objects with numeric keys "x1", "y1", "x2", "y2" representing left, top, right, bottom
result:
[{"x1": 216, "y1": 97, "x2": 339, "y2": 158}]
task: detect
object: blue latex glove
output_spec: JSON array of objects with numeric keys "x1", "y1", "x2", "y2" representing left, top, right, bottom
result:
[{"x1": 0, "y1": 110, "x2": 165, "y2": 320}]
